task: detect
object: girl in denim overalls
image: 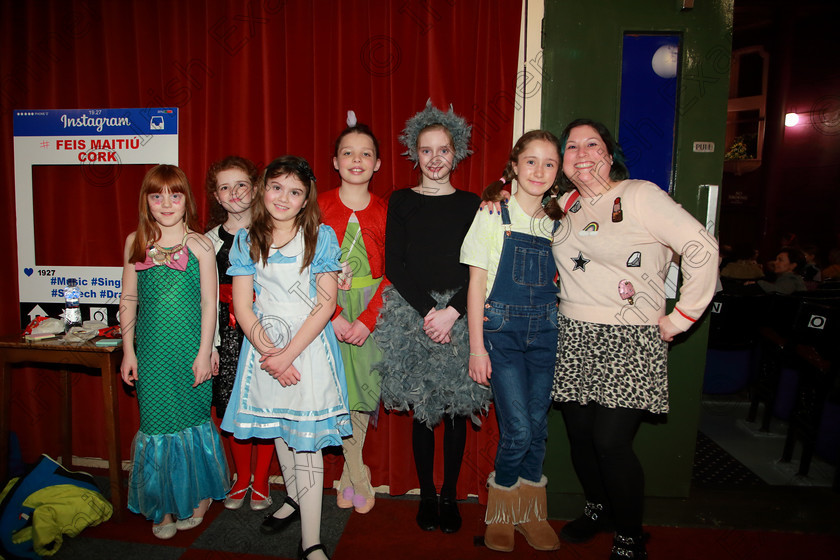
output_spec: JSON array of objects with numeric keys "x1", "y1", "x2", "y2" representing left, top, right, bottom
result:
[{"x1": 460, "y1": 131, "x2": 564, "y2": 553}]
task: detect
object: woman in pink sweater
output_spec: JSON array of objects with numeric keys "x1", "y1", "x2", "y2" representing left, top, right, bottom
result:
[{"x1": 551, "y1": 119, "x2": 718, "y2": 560}]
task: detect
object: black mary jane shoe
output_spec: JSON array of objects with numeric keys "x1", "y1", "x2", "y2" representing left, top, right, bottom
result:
[
  {"x1": 298, "y1": 541, "x2": 330, "y2": 560},
  {"x1": 438, "y1": 495, "x2": 462, "y2": 534},
  {"x1": 416, "y1": 494, "x2": 439, "y2": 531},
  {"x1": 260, "y1": 496, "x2": 300, "y2": 535}
]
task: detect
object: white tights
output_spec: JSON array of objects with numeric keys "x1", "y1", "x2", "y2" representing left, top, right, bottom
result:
[{"x1": 274, "y1": 438, "x2": 327, "y2": 560}]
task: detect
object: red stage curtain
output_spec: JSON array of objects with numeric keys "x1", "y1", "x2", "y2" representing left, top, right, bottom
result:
[{"x1": 1, "y1": 0, "x2": 521, "y2": 502}]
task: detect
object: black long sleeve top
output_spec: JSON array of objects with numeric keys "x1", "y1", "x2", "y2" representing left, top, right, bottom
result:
[{"x1": 385, "y1": 187, "x2": 480, "y2": 318}]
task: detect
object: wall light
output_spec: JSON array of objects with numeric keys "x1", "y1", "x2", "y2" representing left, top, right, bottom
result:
[
  {"x1": 784, "y1": 112, "x2": 800, "y2": 127},
  {"x1": 652, "y1": 44, "x2": 679, "y2": 78}
]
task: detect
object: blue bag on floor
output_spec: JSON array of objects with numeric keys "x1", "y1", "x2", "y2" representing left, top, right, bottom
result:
[{"x1": 0, "y1": 455, "x2": 112, "y2": 558}]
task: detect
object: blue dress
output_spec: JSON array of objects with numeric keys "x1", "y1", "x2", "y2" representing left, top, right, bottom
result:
[{"x1": 221, "y1": 226, "x2": 352, "y2": 451}]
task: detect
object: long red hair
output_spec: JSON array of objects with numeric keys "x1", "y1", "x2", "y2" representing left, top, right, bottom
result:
[{"x1": 129, "y1": 164, "x2": 200, "y2": 263}]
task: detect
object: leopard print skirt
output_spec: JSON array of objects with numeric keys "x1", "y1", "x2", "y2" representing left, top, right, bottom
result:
[{"x1": 551, "y1": 314, "x2": 670, "y2": 414}]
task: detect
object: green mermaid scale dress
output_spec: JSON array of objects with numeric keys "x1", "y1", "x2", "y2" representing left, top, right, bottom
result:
[{"x1": 127, "y1": 248, "x2": 229, "y2": 523}]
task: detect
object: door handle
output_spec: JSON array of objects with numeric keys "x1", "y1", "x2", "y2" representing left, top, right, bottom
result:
[{"x1": 699, "y1": 184, "x2": 719, "y2": 235}]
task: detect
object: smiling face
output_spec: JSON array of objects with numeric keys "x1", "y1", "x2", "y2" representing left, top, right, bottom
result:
[
  {"x1": 214, "y1": 167, "x2": 254, "y2": 217},
  {"x1": 562, "y1": 124, "x2": 615, "y2": 196},
  {"x1": 147, "y1": 188, "x2": 186, "y2": 228},
  {"x1": 417, "y1": 127, "x2": 455, "y2": 182},
  {"x1": 512, "y1": 138, "x2": 560, "y2": 201},
  {"x1": 264, "y1": 172, "x2": 307, "y2": 225},
  {"x1": 333, "y1": 131, "x2": 381, "y2": 186}
]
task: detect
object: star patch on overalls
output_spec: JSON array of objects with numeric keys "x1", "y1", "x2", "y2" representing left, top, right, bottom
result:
[{"x1": 571, "y1": 251, "x2": 590, "y2": 271}]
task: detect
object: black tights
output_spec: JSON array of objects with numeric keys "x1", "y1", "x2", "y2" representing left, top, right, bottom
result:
[
  {"x1": 412, "y1": 415, "x2": 467, "y2": 498},
  {"x1": 559, "y1": 402, "x2": 645, "y2": 534}
]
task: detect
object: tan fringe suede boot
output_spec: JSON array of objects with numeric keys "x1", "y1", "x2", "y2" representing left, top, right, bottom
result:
[
  {"x1": 484, "y1": 473, "x2": 520, "y2": 552},
  {"x1": 516, "y1": 476, "x2": 561, "y2": 551}
]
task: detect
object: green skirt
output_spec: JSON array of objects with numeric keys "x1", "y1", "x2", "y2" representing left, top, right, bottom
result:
[{"x1": 337, "y1": 277, "x2": 383, "y2": 412}]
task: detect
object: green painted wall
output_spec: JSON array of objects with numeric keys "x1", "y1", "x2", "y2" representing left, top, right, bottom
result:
[{"x1": 541, "y1": 0, "x2": 732, "y2": 499}]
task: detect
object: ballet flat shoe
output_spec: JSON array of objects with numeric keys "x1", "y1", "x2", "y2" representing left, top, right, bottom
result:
[
  {"x1": 250, "y1": 486, "x2": 273, "y2": 511},
  {"x1": 152, "y1": 522, "x2": 177, "y2": 540},
  {"x1": 175, "y1": 501, "x2": 211, "y2": 531},
  {"x1": 352, "y1": 493, "x2": 375, "y2": 514},
  {"x1": 174, "y1": 516, "x2": 203, "y2": 531},
  {"x1": 336, "y1": 486, "x2": 354, "y2": 509},
  {"x1": 224, "y1": 486, "x2": 249, "y2": 510}
]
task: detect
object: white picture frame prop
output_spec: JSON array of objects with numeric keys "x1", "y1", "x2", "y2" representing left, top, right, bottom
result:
[{"x1": 13, "y1": 107, "x2": 179, "y2": 328}]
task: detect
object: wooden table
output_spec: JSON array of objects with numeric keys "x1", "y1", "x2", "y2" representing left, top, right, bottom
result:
[{"x1": 0, "y1": 336, "x2": 124, "y2": 519}]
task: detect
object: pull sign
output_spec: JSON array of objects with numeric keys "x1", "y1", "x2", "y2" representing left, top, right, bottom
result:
[{"x1": 693, "y1": 142, "x2": 715, "y2": 153}]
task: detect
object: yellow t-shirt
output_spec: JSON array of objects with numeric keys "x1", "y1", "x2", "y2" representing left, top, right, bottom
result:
[{"x1": 460, "y1": 195, "x2": 555, "y2": 298}]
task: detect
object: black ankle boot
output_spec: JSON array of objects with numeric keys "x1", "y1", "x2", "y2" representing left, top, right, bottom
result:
[
  {"x1": 559, "y1": 501, "x2": 613, "y2": 543},
  {"x1": 610, "y1": 532, "x2": 648, "y2": 559},
  {"x1": 416, "y1": 492, "x2": 439, "y2": 531},
  {"x1": 438, "y1": 494, "x2": 461, "y2": 534}
]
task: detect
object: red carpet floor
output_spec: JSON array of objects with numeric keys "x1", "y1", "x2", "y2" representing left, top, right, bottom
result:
[
  {"x1": 335, "y1": 498, "x2": 838, "y2": 560},
  {"x1": 66, "y1": 491, "x2": 839, "y2": 560}
]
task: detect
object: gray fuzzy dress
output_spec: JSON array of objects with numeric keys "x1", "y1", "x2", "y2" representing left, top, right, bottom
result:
[{"x1": 374, "y1": 287, "x2": 491, "y2": 427}]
